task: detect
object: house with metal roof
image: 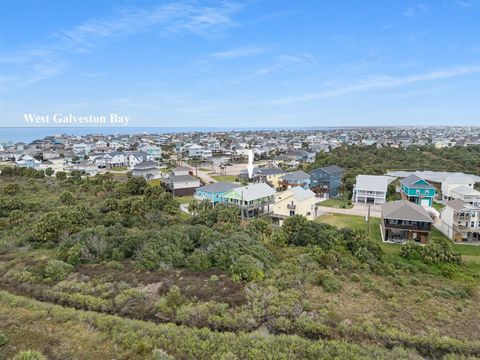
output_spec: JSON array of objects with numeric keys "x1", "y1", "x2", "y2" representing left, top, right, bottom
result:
[
  {"x1": 220, "y1": 183, "x2": 275, "y2": 219},
  {"x1": 400, "y1": 174, "x2": 436, "y2": 207},
  {"x1": 381, "y1": 200, "x2": 434, "y2": 243},
  {"x1": 195, "y1": 182, "x2": 240, "y2": 205},
  {"x1": 352, "y1": 175, "x2": 395, "y2": 204}
]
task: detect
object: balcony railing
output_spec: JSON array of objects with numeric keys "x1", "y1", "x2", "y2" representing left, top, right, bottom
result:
[
  {"x1": 454, "y1": 224, "x2": 480, "y2": 232},
  {"x1": 383, "y1": 222, "x2": 431, "y2": 232},
  {"x1": 287, "y1": 204, "x2": 296, "y2": 210}
]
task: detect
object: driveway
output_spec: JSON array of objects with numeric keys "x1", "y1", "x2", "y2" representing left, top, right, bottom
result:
[
  {"x1": 182, "y1": 162, "x2": 217, "y2": 184},
  {"x1": 316, "y1": 202, "x2": 382, "y2": 218}
]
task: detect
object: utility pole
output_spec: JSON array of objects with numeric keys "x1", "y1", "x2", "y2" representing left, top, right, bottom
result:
[
  {"x1": 241, "y1": 190, "x2": 244, "y2": 221},
  {"x1": 367, "y1": 204, "x2": 371, "y2": 237}
]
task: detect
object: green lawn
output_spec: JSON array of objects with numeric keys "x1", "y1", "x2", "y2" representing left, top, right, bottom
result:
[
  {"x1": 316, "y1": 213, "x2": 479, "y2": 257},
  {"x1": 317, "y1": 213, "x2": 382, "y2": 242},
  {"x1": 108, "y1": 166, "x2": 128, "y2": 172},
  {"x1": 175, "y1": 195, "x2": 194, "y2": 204},
  {"x1": 211, "y1": 175, "x2": 238, "y2": 182},
  {"x1": 147, "y1": 179, "x2": 162, "y2": 186},
  {"x1": 319, "y1": 198, "x2": 353, "y2": 209},
  {"x1": 432, "y1": 202, "x2": 445, "y2": 212}
]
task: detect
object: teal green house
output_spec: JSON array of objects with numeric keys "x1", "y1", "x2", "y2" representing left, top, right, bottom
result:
[
  {"x1": 195, "y1": 182, "x2": 239, "y2": 205},
  {"x1": 400, "y1": 174, "x2": 436, "y2": 207}
]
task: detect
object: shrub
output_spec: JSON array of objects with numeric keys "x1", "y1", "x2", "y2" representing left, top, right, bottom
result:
[
  {"x1": 3, "y1": 183, "x2": 20, "y2": 196},
  {"x1": 185, "y1": 249, "x2": 212, "y2": 271},
  {"x1": 0, "y1": 331, "x2": 7, "y2": 347},
  {"x1": 316, "y1": 270, "x2": 342, "y2": 292},
  {"x1": 13, "y1": 350, "x2": 47, "y2": 360},
  {"x1": 43, "y1": 260, "x2": 74, "y2": 281},
  {"x1": 151, "y1": 349, "x2": 175, "y2": 360},
  {"x1": 103, "y1": 211, "x2": 122, "y2": 226},
  {"x1": 60, "y1": 191, "x2": 75, "y2": 205},
  {"x1": 230, "y1": 255, "x2": 265, "y2": 281},
  {"x1": 401, "y1": 238, "x2": 461, "y2": 265},
  {"x1": 55, "y1": 171, "x2": 67, "y2": 180}
]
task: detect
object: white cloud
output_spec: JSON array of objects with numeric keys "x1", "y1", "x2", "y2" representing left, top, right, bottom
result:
[
  {"x1": 0, "y1": 1, "x2": 244, "y2": 88},
  {"x1": 272, "y1": 64, "x2": 480, "y2": 104},
  {"x1": 210, "y1": 46, "x2": 269, "y2": 58},
  {"x1": 404, "y1": 3, "x2": 430, "y2": 18}
]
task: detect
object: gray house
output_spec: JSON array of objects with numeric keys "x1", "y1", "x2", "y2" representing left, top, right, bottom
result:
[
  {"x1": 132, "y1": 160, "x2": 160, "y2": 180},
  {"x1": 309, "y1": 165, "x2": 343, "y2": 198}
]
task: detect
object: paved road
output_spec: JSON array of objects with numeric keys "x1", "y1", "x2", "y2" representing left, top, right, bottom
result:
[
  {"x1": 316, "y1": 202, "x2": 382, "y2": 218},
  {"x1": 182, "y1": 162, "x2": 218, "y2": 184}
]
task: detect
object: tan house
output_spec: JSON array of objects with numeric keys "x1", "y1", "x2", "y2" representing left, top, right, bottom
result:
[{"x1": 272, "y1": 187, "x2": 320, "y2": 224}]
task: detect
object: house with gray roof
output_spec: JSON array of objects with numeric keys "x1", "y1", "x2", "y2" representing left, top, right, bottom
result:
[
  {"x1": 400, "y1": 174, "x2": 436, "y2": 207},
  {"x1": 381, "y1": 199, "x2": 434, "y2": 243},
  {"x1": 132, "y1": 160, "x2": 160, "y2": 180},
  {"x1": 309, "y1": 165, "x2": 343, "y2": 198},
  {"x1": 279, "y1": 170, "x2": 311, "y2": 190},
  {"x1": 195, "y1": 182, "x2": 240, "y2": 205}
]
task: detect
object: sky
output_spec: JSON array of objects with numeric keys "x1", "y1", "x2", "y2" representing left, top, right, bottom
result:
[{"x1": 0, "y1": 0, "x2": 479, "y2": 128}]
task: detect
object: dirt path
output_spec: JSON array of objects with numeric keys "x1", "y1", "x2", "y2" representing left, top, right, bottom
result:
[
  {"x1": 182, "y1": 162, "x2": 217, "y2": 184},
  {"x1": 316, "y1": 203, "x2": 382, "y2": 218}
]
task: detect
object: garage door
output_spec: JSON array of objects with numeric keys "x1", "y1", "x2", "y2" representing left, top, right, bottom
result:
[{"x1": 420, "y1": 199, "x2": 429, "y2": 207}]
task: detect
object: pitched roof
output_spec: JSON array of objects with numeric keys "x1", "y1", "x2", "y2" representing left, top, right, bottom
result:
[
  {"x1": 450, "y1": 185, "x2": 480, "y2": 196},
  {"x1": 445, "y1": 198, "x2": 479, "y2": 212},
  {"x1": 280, "y1": 170, "x2": 310, "y2": 181},
  {"x1": 133, "y1": 160, "x2": 160, "y2": 170},
  {"x1": 170, "y1": 175, "x2": 199, "y2": 183},
  {"x1": 174, "y1": 166, "x2": 190, "y2": 171},
  {"x1": 289, "y1": 186, "x2": 316, "y2": 201},
  {"x1": 240, "y1": 167, "x2": 285, "y2": 176},
  {"x1": 382, "y1": 200, "x2": 433, "y2": 223},
  {"x1": 225, "y1": 183, "x2": 275, "y2": 201},
  {"x1": 198, "y1": 182, "x2": 239, "y2": 193},
  {"x1": 400, "y1": 174, "x2": 435, "y2": 189},
  {"x1": 319, "y1": 165, "x2": 343, "y2": 174},
  {"x1": 355, "y1": 175, "x2": 394, "y2": 192}
]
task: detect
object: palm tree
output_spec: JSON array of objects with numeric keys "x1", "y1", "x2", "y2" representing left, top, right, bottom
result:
[{"x1": 188, "y1": 199, "x2": 199, "y2": 215}]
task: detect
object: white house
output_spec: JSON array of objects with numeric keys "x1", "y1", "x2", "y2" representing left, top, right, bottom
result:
[
  {"x1": 449, "y1": 186, "x2": 480, "y2": 207},
  {"x1": 441, "y1": 176, "x2": 477, "y2": 202},
  {"x1": 16, "y1": 155, "x2": 41, "y2": 169},
  {"x1": 128, "y1": 151, "x2": 148, "y2": 169},
  {"x1": 188, "y1": 144, "x2": 204, "y2": 157},
  {"x1": 440, "y1": 199, "x2": 480, "y2": 242},
  {"x1": 352, "y1": 175, "x2": 394, "y2": 204},
  {"x1": 202, "y1": 149, "x2": 213, "y2": 160},
  {"x1": 272, "y1": 187, "x2": 320, "y2": 224},
  {"x1": 72, "y1": 143, "x2": 91, "y2": 155},
  {"x1": 74, "y1": 160, "x2": 98, "y2": 176}
]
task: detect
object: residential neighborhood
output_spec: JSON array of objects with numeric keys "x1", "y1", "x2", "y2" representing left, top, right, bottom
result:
[{"x1": 2, "y1": 127, "x2": 480, "y2": 246}]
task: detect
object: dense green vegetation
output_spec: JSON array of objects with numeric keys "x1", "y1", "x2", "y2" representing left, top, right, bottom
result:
[{"x1": 1, "y1": 167, "x2": 480, "y2": 359}]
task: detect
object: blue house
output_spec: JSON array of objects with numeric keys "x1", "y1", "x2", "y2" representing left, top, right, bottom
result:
[
  {"x1": 195, "y1": 182, "x2": 240, "y2": 205},
  {"x1": 400, "y1": 174, "x2": 436, "y2": 207},
  {"x1": 279, "y1": 170, "x2": 311, "y2": 190},
  {"x1": 309, "y1": 165, "x2": 343, "y2": 198}
]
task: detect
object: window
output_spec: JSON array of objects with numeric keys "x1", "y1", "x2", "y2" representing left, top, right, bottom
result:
[{"x1": 416, "y1": 189, "x2": 420, "y2": 195}]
